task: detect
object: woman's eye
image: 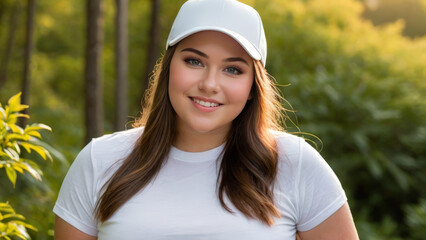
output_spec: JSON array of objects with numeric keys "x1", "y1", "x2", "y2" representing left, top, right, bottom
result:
[
  {"x1": 185, "y1": 58, "x2": 203, "y2": 66},
  {"x1": 225, "y1": 67, "x2": 242, "y2": 75}
]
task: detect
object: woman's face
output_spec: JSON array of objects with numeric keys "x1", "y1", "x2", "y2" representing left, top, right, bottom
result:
[{"x1": 169, "y1": 31, "x2": 254, "y2": 138}]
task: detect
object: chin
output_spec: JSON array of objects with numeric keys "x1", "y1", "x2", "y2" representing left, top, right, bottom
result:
[
  {"x1": 191, "y1": 125, "x2": 217, "y2": 134},
  {"x1": 189, "y1": 122, "x2": 227, "y2": 135}
]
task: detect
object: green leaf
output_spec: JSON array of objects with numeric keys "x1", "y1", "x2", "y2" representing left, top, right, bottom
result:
[
  {"x1": 30, "y1": 138, "x2": 66, "y2": 163},
  {"x1": 15, "y1": 224, "x2": 31, "y2": 239},
  {"x1": 12, "y1": 142, "x2": 21, "y2": 155},
  {"x1": 27, "y1": 145, "x2": 47, "y2": 160},
  {"x1": 3, "y1": 148, "x2": 19, "y2": 161},
  {"x1": 7, "y1": 92, "x2": 28, "y2": 113},
  {"x1": 2, "y1": 213, "x2": 25, "y2": 220},
  {"x1": 6, "y1": 133, "x2": 30, "y2": 143},
  {"x1": 12, "y1": 164, "x2": 24, "y2": 174},
  {"x1": 13, "y1": 113, "x2": 29, "y2": 119},
  {"x1": 0, "y1": 106, "x2": 6, "y2": 120},
  {"x1": 24, "y1": 123, "x2": 52, "y2": 133},
  {"x1": 0, "y1": 149, "x2": 10, "y2": 158},
  {"x1": 7, "y1": 92, "x2": 22, "y2": 108},
  {"x1": 5, "y1": 166, "x2": 17, "y2": 187},
  {"x1": 0, "y1": 202, "x2": 14, "y2": 212},
  {"x1": 20, "y1": 160, "x2": 42, "y2": 181},
  {"x1": 25, "y1": 130, "x2": 42, "y2": 139},
  {"x1": 18, "y1": 142, "x2": 32, "y2": 154},
  {"x1": 9, "y1": 124, "x2": 24, "y2": 134}
]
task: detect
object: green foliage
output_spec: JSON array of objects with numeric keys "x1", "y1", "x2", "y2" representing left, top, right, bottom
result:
[
  {"x1": 0, "y1": 93, "x2": 52, "y2": 187},
  {"x1": 258, "y1": 0, "x2": 426, "y2": 238},
  {"x1": 404, "y1": 199, "x2": 426, "y2": 239},
  {"x1": 0, "y1": 202, "x2": 37, "y2": 240},
  {"x1": 0, "y1": 93, "x2": 59, "y2": 239}
]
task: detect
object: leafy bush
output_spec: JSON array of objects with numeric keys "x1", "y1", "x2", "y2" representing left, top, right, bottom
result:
[
  {"x1": 0, "y1": 202, "x2": 36, "y2": 240},
  {"x1": 0, "y1": 93, "x2": 56, "y2": 239},
  {"x1": 258, "y1": 0, "x2": 426, "y2": 239}
]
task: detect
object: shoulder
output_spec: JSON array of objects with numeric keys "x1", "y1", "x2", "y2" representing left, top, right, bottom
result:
[
  {"x1": 92, "y1": 127, "x2": 143, "y2": 146},
  {"x1": 91, "y1": 127, "x2": 143, "y2": 153},
  {"x1": 272, "y1": 131, "x2": 347, "y2": 230},
  {"x1": 272, "y1": 131, "x2": 303, "y2": 154},
  {"x1": 272, "y1": 130, "x2": 323, "y2": 165},
  {"x1": 272, "y1": 130, "x2": 333, "y2": 186},
  {"x1": 89, "y1": 127, "x2": 144, "y2": 173},
  {"x1": 272, "y1": 130, "x2": 306, "y2": 165}
]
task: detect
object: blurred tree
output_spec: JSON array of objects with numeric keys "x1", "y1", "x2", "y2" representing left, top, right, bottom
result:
[
  {"x1": 19, "y1": 0, "x2": 35, "y2": 128},
  {"x1": 85, "y1": 0, "x2": 104, "y2": 143},
  {"x1": 114, "y1": 0, "x2": 128, "y2": 131},
  {"x1": 0, "y1": 1, "x2": 19, "y2": 90},
  {"x1": 142, "y1": 0, "x2": 161, "y2": 104}
]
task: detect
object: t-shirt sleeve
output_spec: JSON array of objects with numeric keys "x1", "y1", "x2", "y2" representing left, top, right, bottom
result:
[
  {"x1": 53, "y1": 140, "x2": 98, "y2": 236},
  {"x1": 295, "y1": 139, "x2": 347, "y2": 232}
]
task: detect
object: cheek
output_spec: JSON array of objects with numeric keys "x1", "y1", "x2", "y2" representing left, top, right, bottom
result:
[
  {"x1": 169, "y1": 60, "x2": 196, "y2": 95},
  {"x1": 224, "y1": 78, "x2": 253, "y2": 104}
]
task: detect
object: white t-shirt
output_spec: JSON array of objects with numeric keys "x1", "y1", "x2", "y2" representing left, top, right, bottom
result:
[{"x1": 53, "y1": 127, "x2": 346, "y2": 239}]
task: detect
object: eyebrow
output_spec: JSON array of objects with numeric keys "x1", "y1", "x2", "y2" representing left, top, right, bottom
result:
[
  {"x1": 180, "y1": 48, "x2": 249, "y2": 66},
  {"x1": 181, "y1": 48, "x2": 208, "y2": 58},
  {"x1": 224, "y1": 57, "x2": 249, "y2": 66}
]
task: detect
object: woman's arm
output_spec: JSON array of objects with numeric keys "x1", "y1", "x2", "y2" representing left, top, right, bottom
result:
[
  {"x1": 297, "y1": 202, "x2": 359, "y2": 240},
  {"x1": 54, "y1": 215, "x2": 97, "y2": 240}
]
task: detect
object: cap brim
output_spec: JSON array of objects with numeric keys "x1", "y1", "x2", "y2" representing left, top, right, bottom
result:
[{"x1": 167, "y1": 27, "x2": 262, "y2": 61}]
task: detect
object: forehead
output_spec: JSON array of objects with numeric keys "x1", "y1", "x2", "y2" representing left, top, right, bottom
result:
[{"x1": 176, "y1": 31, "x2": 252, "y2": 60}]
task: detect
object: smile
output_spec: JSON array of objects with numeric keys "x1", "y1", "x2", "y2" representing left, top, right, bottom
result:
[
  {"x1": 189, "y1": 97, "x2": 223, "y2": 112},
  {"x1": 193, "y1": 98, "x2": 219, "y2": 107}
]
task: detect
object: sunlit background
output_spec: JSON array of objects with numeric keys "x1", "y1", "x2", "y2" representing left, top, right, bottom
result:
[{"x1": 0, "y1": 0, "x2": 425, "y2": 239}]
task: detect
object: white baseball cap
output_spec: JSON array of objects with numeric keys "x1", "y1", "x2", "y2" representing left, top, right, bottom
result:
[{"x1": 166, "y1": 0, "x2": 267, "y2": 66}]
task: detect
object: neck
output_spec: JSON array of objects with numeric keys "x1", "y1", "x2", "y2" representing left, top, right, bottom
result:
[{"x1": 173, "y1": 125, "x2": 229, "y2": 152}]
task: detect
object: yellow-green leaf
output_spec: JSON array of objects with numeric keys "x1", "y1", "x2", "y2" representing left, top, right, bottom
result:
[
  {"x1": 21, "y1": 161, "x2": 42, "y2": 181},
  {"x1": 7, "y1": 92, "x2": 28, "y2": 113},
  {"x1": 13, "y1": 113, "x2": 29, "y2": 119},
  {"x1": 28, "y1": 145, "x2": 46, "y2": 160},
  {"x1": 26, "y1": 131, "x2": 41, "y2": 139},
  {"x1": 3, "y1": 148, "x2": 19, "y2": 160},
  {"x1": 25, "y1": 123, "x2": 52, "y2": 133},
  {"x1": 5, "y1": 166, "x2": 17, "y2": 187},
  {"x1": 0, "y1": 107, "x2": 5, "y2": 120},
  {"x1": 9, "y1": 124, "x2": 24, "y2": 134},
  {"x1": 7, "y1": 92, "x2": 22, "y2": 108},
  {"x1": 18, "y1": 142, "x2": 32, "y2": 154},
  {"x1": 6, "y1": 133, "x2": 30, "y2": 142},
  {"x1": 12, "y1": 164, "x2": 24, "y2": 174}
]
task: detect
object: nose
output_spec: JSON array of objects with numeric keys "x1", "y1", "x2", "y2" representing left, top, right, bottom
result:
[{"x1": 198, "y1": 68, "x2": 220, "y2": 94}]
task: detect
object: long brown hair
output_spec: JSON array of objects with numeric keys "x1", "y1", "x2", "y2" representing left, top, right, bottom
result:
[{"x1": 95, "y1": 46, "x2": 284, "y2": 225}]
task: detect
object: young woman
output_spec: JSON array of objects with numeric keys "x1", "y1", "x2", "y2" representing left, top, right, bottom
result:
[{"x1": 54, "y1": 0, "x2": 359, "y2": 239}]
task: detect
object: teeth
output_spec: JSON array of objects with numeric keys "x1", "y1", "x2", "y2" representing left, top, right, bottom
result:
[{"x1": 193, "y1": 98, "x2": 219, "y2": 107}]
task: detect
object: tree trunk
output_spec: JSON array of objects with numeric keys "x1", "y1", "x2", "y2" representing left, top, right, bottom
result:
[
  {"x1": 84, "y1": 0, "x2": 104, "y2": 144},
  {"x1": 141, "y1": 0, "x2": 160, "y2": 105},
  {"x1": 18, "y1": 0, "x2": 35, "y2": 128},
  {"x1": 114, "y1": 0, "x2": 128, "y2": 131},
  {"x1": 0, "y1": 2, "x2": 19, "y2": 91}
]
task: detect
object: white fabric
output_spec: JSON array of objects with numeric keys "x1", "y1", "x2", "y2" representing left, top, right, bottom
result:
[{"x1": 53, "y1": 127, "x2": 347, "y2": 239}]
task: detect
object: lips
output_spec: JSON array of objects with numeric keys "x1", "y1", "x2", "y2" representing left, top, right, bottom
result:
[
  {"x1": 189, "y1": 96, "x2": 223, "y2": 112},
  {"x1": 193, "y1": 98, "x2": 219, "y2": 107}
]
